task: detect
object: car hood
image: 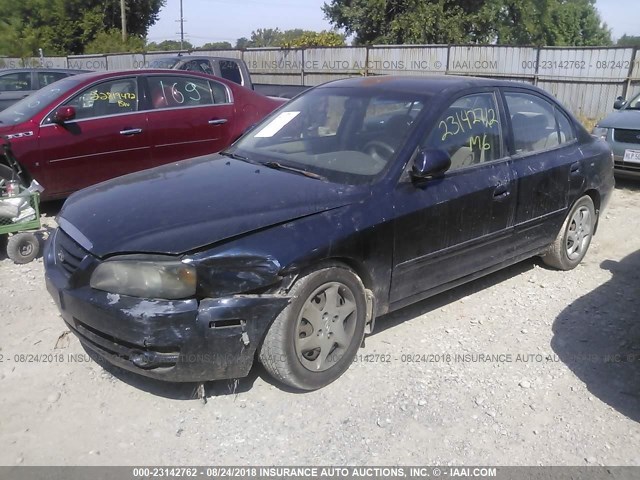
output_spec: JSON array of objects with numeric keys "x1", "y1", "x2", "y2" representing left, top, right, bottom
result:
[
  {"x1": 597, "y1": 110, "x2": 640, "y2": 130},
  {"x1": 58, "y1": 155, "x2": 362, "y2": 257}
]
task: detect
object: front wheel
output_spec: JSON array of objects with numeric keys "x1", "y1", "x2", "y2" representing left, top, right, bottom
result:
[
  {"x1": 259, "y1": 266, "x2": 367, "y2": 391},
  {"x1": 542, "y1": 195, "x2": 595, "y2": 270}
]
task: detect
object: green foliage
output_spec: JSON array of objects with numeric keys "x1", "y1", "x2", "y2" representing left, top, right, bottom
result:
[
  {"x1": 235, "y1": 37, "x2": 250, "y2": 49},
  {"x1": 242, "y1": 28, "x2": 346, "y2": 48},
  {"x1": 249, "y1": 28, "x2": 284, "y2": 47},
  {"x1": 617, "y1": 34, "x2": 640, "y2": 47},
  {"x1": 85, "y1": 29, "x2": 146, "y2": 54},
  {"x1": 199, "y1": 41, "x2": 233, "y2": 50},
  {"x1": 102, "y1": 0, "x2": 165, "y2": 38},
  {"x1": 0, "y1": 0, "x2": 165, "y2": 56},
  {"x1": 146, "y1": 40, "x2": 194, "y2": 51},
  {"x1": 322, "y1": 0, "x2": 612, "y2": 46},
  {"x1": 281, "y1": 31, "x2": 346, "y2": 48}
]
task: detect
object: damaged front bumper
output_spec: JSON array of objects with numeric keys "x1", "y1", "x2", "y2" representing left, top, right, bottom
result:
[{"x1": 44, "y1": 231, "x2": 289, "y2": 382}]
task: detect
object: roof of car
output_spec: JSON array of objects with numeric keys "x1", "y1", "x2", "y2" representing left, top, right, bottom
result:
[
  {"x1": 69, "y1": 69, "x2": 226, "y2": 80},
  {"x1": 149, "y1": 55, "x2": 239, "y2": 62},
  {"x1": 0, "y1": 68, "x2": 89, "y2": 74},
  {"x1": 56, "y1": 69, "x2": 240, "y2": 91},
  {"x1": 318, "y1": 75, "x2": 538, "y2": 96}
]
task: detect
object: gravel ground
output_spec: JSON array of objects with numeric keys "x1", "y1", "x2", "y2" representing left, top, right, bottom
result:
[{"x1": 0, "y1": 182, "x2": 639, "y2": 466}]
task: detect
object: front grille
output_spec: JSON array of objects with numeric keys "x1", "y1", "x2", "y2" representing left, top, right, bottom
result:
[
  {"x1": 613, "y1": 129, "x2": 640, "y2": 144},
  {"x1": 55, "y1": 229, "x2": 89, "y2": 275},
  {"x1": 614, "y1": 160, "x2": 640, "y2": 173}
]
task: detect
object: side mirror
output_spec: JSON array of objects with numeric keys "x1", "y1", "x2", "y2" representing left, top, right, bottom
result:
[
  {"x1": 53, "y1": 106, "x2": 76, "y2": 123},
  {"x1": 613, "y1": 96, "x2": 626, "y2": 110},
  {"x1": 411, "y1": 149, "x2": 451, "y2": 181}
]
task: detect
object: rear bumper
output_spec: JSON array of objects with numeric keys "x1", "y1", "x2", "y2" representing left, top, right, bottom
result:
[{"x1": 44, "y1": 235, "x2": 289, "y2": 382}]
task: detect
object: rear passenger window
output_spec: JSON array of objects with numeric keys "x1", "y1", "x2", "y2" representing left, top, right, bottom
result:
[
  {"x1": 220, "y1": 60, "x2": 243, "y2": 85},
  {"x1": 38, "y1": 71, "x2": 67, "y2": 87},
  {"x1": 148, "y1": 76, "x2": 215, "y2": 109},
  {"x1": 0, "y1": 72, "x2": 32, "y2": 91},
  {"x1": 505, "y1": 92, "x2": 574, "y2": 154},
  {"x1": 148, "y1": 76, "x2": 230, "y2": 109},
  {"x1": 424, "y1": 92, "x2": 503, "y2": 170}
]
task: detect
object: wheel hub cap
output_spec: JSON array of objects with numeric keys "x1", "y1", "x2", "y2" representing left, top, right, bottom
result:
[{"x1": 295, "y1": 282, "x2": 357, "y2": 372}]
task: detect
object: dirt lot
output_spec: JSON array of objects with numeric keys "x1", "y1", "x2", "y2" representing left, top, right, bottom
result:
[{"x1": 1, "y1": 181, "x2": 639, "y2": 466}]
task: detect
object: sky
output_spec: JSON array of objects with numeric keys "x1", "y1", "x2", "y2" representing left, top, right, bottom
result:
[
  {"x1": 147, "y1": 0, "x2": 640, "y2": 47},
  {"x1": 147, "y1": 0, "x2": 332, "y2": 45}
]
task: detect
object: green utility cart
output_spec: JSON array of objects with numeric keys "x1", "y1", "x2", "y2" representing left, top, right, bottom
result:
[{"x1": 0, "y1": 141, "x2": 43, "y2": 264}]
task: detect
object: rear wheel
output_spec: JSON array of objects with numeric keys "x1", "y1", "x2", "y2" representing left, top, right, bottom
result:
[
  {"x1": 542, "y1": 195, "x2": 595, "y2": 270},
  {"x1": 259, "y1": 266, "x2": 367, "y2": 390}
]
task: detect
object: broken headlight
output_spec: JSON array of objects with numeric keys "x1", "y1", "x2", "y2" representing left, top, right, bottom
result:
[{"x1": 90, "y1": 259, "x2": 196, "y2": 300}]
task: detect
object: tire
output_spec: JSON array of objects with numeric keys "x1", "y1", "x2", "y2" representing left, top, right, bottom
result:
[
  {"x1": 259, "y1": 266, "x2": 367, "y2": 391},
  {"x1": 7, "y1": 232, "x2": 40, "y2": 264},
  {"x1": 542, "y1": 195, "x2": 595, "y2": 271}
]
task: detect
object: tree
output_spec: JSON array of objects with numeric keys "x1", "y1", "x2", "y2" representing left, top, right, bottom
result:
[
  {"x1": 617, "y1": 34, "x2": 640, "y2": 47},
  {"x1": 85, "y1": 29, "x2": 146, "y2": 54},
  {"x1": 248, "y1": 28, "x2": 284, "y2": 47},
  {"x1": 322, "y1": 0, "x2": 611, "y2": 46},
  {"x1": 199, "y1": 41, "x2": 233, "y2": 50},
  {"x1": 0, "y1": 0, "x2": 165, "y2": 56},
  {"x1": 235, "y1": 37, "x2": 250, "y2": 49},
  {"x1": 240, "y1": 28, "x2": 346, "y2": 49},
  {"x1": 494, "y1": 0, "x2": 612, "y2": 46},
  {"x1": 102, "y1": 0, "x2": 165, "y2": 38},
  {"x1": 146, "y1": 40, "x2": 194, "y2": 51},
  {"x1": 281, "y1": 31, "x2": 346, "y2": 48}
]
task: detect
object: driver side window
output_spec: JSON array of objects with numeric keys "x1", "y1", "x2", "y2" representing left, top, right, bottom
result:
[
  {"x1": 61, "y1": 78, "x2": 138, "y2": 120},
  {"x1": 424, "y1": 93, "x2": 503, "y2": 171}
]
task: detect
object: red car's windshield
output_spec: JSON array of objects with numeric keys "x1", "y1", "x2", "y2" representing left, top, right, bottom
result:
[{"x1": 0, "y1": 76, "x2": 83, "y2": 126}]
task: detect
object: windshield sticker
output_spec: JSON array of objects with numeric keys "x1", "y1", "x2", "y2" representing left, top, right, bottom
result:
[{"x1": 254, "y1": 111, "x2": 301, "y2": 138}]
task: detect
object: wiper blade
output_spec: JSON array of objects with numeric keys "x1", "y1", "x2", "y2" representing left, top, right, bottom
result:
[
  {"x1": 220, "y1": 151, "x2": 249, "y2": 161},
  {"x1": 262, "y1": 161, "x2": 326, "y2": 180}
]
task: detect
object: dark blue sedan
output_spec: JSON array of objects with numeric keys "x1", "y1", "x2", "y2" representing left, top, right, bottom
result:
[{"x1": 44, "y1": 76, "x2": 615, "y2": 391}]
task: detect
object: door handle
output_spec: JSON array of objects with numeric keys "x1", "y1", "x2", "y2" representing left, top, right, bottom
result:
[
  {"x1": 493, "y1": 184, "x2": 511, "y2": 200},
  {"x1": 570, "y1": 162, "x2": 581, "y2": 174},
  {"x1": 208, "y1": 119, "x2": 228, "y2": 125},
  {"x1": 120, "y1": 128, "x2": 142, "y2": 135}
]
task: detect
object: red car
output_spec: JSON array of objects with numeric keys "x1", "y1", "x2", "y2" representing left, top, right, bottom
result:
[{"x1": 0, "y1": 70, "x2": 283, "y2": 200}]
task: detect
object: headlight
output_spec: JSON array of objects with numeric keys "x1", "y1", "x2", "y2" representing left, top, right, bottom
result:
[
  {"x1": 592, "y1": 126, "x2": 609, "y2": 140},
  {"x1": 90, "y1": 259, "x2": 196, "y2": 299}
]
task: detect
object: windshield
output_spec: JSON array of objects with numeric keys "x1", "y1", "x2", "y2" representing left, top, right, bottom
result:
[
  {"x1": 230, "y1": 87, "x2": 428, "y2": 184},
  {"x1": 148, "y1": 58, "x2": 181, "y2": 69},
  {"x1": 0, "y1": 76, "x2": 82, "y2": 125},
  {"x1": 623, "y1": 92, "x2": 640, "y2": 110}
]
